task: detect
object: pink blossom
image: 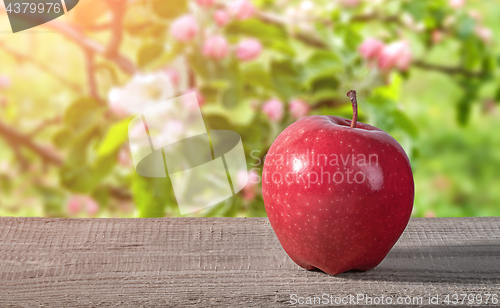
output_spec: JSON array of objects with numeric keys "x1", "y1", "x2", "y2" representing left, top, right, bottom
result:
[
  {"x1": 424, "y1": 210, "x2": 436, "y2": 218},
  {"x1": 432, "y1": 30, "x2": 443, "y2": 44},
  {"x1": 0, "y1": 97, "x2": 8, "y2": 108},
  {"x1": 67, "y1": 195, "x2": 100, "y2": 216},
  {"x1": 262, "y1": 98, "x2": 284, "y2": 122},
  {"x1": 0, "y1": 75, "x2": 11, "y2": 89},
  {"x1": 163, "y1": 68, "x2": 179, "y2": 87},
  {"x1": 289, "y1": 99, "x2": 310, "y2": 119},
  {"x1": 236, "y1": 39, "x2": 262, "y2": 61},
  {"x1": 229, "y1": 0, "x2": 255, "y2": 20},
  {"x1": 476, "y1": 26, "x2": 492, "y2": 44},
  {"x1": 203, "y1": 36, "x2": 230, "y2": 60},
  {"x1": 237, "y1": 170, "x2": 260, "y2": 200},
  {"x1": 449, "y1": 0, "x2": 465, "y2": 8},
  {"x1": 378, "y1": 41, "x2": 412, "y2": 71},
  {"x1": 214, "y1": 10, "x2": 231, "y2": 27},
  {"x1": 468, "y1": 10, "x2": 481, "y2": 22},
  {"x1": 341, "y1": 0, "x2": 361, "y2": 7},
  {"x1": 195, "y1": 0, "x2": 215, "y2": 7},
  {"x1": 108, "y1": 88, "x2": 129, "y2": 117},
  {"x1": 359, "y1": 38, "x2": 385, "y2": 60},
  {"x1": 118, "y1": 147, "x2": 132, "y2": 167},
  {"x1": 237, "y1": 170, "x2": 248, "y2": 188},
  {"x1": 170, "y1": 15, "x2": 198, "y2": 42},
  {"x1": 184, "y1": 88, "x2": 205, "y2": 107},
  {"x1": 67, "y1": 197, "x2": 81, "y2": 215},
  {"x1": 86, "y1": 199, "x2": 99, "y2": 216}
]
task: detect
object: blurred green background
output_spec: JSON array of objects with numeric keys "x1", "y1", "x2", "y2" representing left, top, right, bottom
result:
[{"x1": 0, "y1": 0, "x2": 499, "y2": 218}]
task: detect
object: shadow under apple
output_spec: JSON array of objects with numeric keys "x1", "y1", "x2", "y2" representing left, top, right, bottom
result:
[{"x1": 330, "y1": 241, "x2": 500, "y2": 283}]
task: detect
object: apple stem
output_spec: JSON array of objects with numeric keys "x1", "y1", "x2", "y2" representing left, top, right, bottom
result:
[{"x1": 346, "y1": 90, "x2": 358, "y2": 128}]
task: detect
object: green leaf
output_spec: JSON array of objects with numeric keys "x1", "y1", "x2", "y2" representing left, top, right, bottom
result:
[
  {"x1": 59, "y1": 125, "x2": 113, "y2": 193},
  {"x1": 64, "y1": 97, "x2": 104, "y2": 130},
  {"x1": 187, "y1": 52, "x2": 211, "y2": 80},
  {"x1": 221, "y1": 85, "x2": 241, "y2": 109},
  {"x1": 456, "y1": 99, "x2": 472, "y2": 125},
  {"x1": 393, "y1": 110, "x2": 418, "y2": 138},
  {"x1": 95, "y1": 62, "x2": 119, "y2": 85},
  {"x1": 241, "y1": 63, "x2": 274, "y2": 90},
  {"x1": 303, "y1": 51, "x2": 342, "y2": 85},
  {"x1": 456, "y1": 15, "x2": 477, "y2": 40},
  {"x1": 217, "y1": 59, "x2": 243, "y2": 109},
  {"x1": 204, "y1": 114, "x2": 232, "y2": 131},
  {"x1": 36, "y1": 186, "x2": 66, "y2": 218},
  {"x1": 137, "y1": 42, "x2": 164, "y2": 68},
  {"x1": 203, "y1": 99, "x2": 255, "y2": 127},
  {"x1": 225, "y1": 19, "x2": 287, "y2": 42},
  {"x1": 60, "y1": 152, "x2": 117, "y2": 193},
  {"x1": 52, "y1": 129, "x2": 73, "y2": 149},
  {"x1": 147, "y1": 44, "x2": 184, "y2": 70},
  {"x1": 132, "y1": 174, "x2": 176, "y2": 217},
  {"x1": 310, "y1": 76, "x2": 340, "y2": 93},
  {"x1": 481, "y1": 56, "x2": 496, "y2": 80},
  {"x1": 372, "y1": 73, "x2": 402, "y2": 101},
  {"x1": 456, "y1": 89, "x2": 477, "y2": 126},
  {"x1": 311, "y1": 89, "x2": 339, "y2": 104},
  {"x1": 494, "y1": 86, "x2": 500, "y2": 103},
  {"x1": 199, "y1": 81, "x2": 230, "y2": 104},
  {"x1": 97, "y1": 118, "x2": 131, "y2": 157},
  {"x1": 92, "y1": 186, "x2": 110, "y2": 209},
  {"x1": 270, "y1": 60, "x2": 302, "y2": 100},
  {"x1": 461, "y1": 37, "x2": 483, "y2": 70},
  {"x1": 403, "y1": 1, "x2": 427, "y2": 21},
  {"x1": 341, "y1": 25, "x2": 363, "y2": 51},
  {"x1": 266, "y1": 40, "x2": 295, "y2": 56},
  {"x1": 151, "y1": 0, "x2": 187, "y2": 19},
  {"x1": 238, "y1": 114, "x2": 272, "y2": 148},
  {"x1": 124, "y1": 21, "x2": 158, "y2": 37}
]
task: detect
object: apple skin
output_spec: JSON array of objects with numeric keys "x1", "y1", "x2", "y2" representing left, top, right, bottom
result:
[{"x1": 262, "y1": 115, "x2": 414, "y2": 276}]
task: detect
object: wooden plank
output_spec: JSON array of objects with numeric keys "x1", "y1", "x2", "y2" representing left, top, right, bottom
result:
[{"x1": 0, "y1": 217, "x2": 499, "y2": 307}]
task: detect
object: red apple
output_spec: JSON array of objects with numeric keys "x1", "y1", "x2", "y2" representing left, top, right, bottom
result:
[{"x1": 262, "y1": 90, "x2": 414, "y2": 275}]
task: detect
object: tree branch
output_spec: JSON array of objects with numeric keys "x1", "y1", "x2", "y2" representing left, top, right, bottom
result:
[
  {"x1": 0, "y1": 120, "x2": 63, "y2": 166},
  {"x1": 0, "y1": 41, "x2": 82, "y2": 93},
  {"x1": 351, "y1": 14, "x2": 402, "y2": 25},
  {"x1": 43, "y1": 19, "x2": 137, "y2": 75},
  {"x1": 255, "y1": 11, "x2": 328, "y2": 49},
  {"x1": 255, "y1": 11, "x2": 484, "y2": 78},
  {"x1": 412, "y1": 60, "x2": 485, "y2": 78},
  {"x1": 85, "y1": 50, "x2": 100, "y2": 101},
  {"x1": 28, "y1": 116, "x2": 62, "y2": 138},
  {"x1": 108, "y1": 185, "x2": 133, "y2": 201},
  {"x1": 103, "y1": 0, "x2": 127, "y2": 57}
]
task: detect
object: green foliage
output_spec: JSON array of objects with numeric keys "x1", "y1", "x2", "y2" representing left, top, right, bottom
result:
[
  {"x1": 137, "y1": 43, "x2": 165, "y2": 68},
  {"x1": 270, "y1": 60, "x2": 302, "y2": 100},
  {"x1": 151, "y1": 0, "x2": 187, "y2": 19},
  {"x1": 364, "y1": 74, "x2": 419, "y2": 162},
  {"x1": 226, "y1": 19, "x2": 287, "y2": 44},
  {"x1": 132, "y1": 174, "x2": 176, "y2": 217},
  {"x1": 97, "y1": 118, "x2": 131, "y2": 156}
]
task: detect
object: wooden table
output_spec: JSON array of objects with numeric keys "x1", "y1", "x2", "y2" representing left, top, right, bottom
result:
[{"x1": 0, "y1": 217, "x2": 499, "y2": 307}]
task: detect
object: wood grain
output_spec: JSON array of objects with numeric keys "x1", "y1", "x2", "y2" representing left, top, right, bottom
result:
[{"x1": 0, "y1": 217, "x2": 499, "y2": 307}]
